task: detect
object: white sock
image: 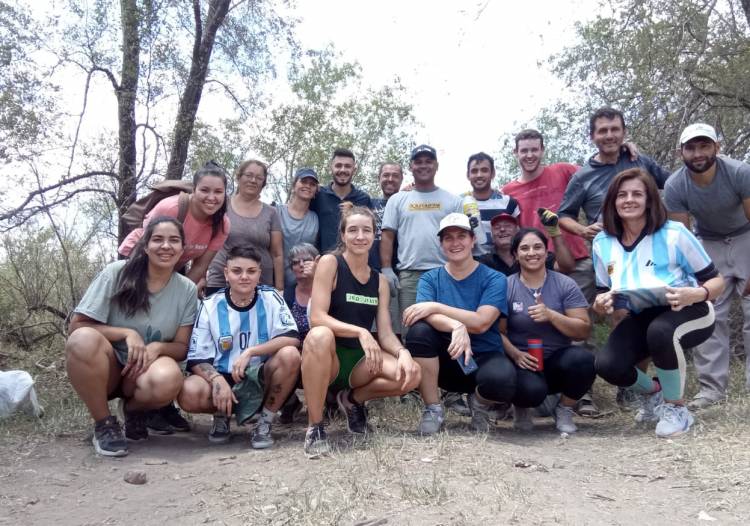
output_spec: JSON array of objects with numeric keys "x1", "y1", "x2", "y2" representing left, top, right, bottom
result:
[{"x1": 260, "y1": 407, "x2": 275, "y2": 423}]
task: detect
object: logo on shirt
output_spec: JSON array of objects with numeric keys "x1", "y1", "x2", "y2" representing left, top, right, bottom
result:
[
  {"x1": 645, "y1": 259, "x2": 655, "y2": 267},
  {"x1": 346, "y1": 293, "x2": 378, "y2": 306},
  {"x1": 607, "y1": 262, "x2": 615, "y2": 276},
  {"x1": 512, "y1": 301, "x2": 524, "y2": 313},
  {"x1": 408, "y1": 202, "x2": 442, "y2": 211},
  {"x1": 280, "y1": 311, "x2": 294, "y2": 327}
]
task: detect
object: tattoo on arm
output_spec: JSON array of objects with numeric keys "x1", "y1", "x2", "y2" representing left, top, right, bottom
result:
[
  {"x1": 212, "y1": 381, "x2": 221, "y2": 399},
  {"x1": 196, "y1": 362, "x2": 218, "y2": 378}
]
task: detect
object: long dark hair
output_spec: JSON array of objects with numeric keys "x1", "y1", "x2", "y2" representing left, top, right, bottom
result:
[
  {"x1": 601, "y1": 168, "x2": 667, "y2": 237},
  {"x1": 510, "y1": 227, "x2": 548, "y2": 258},
  {"x1": 193, "y1": 160, "x2": 228, "y2": 239},
  {"x1": 113, "y1": 217, "x2": 185, "y2": 316}
]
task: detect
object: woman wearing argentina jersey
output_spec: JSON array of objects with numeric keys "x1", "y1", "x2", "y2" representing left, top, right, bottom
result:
[
  {"x1": 592, "y1": 168, "x2": 724, "y2": 437},
  {"x1": 178, "y1": 246, "x2": 300, "y2": 449},
  {"x1": 301, "y1": 204, "x2": 421, "y2": 458}
]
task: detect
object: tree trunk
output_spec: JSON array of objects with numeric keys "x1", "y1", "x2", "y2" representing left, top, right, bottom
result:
[
  {"x1": 117, "y1": 0, "x2": 141, "y2": 243},
  {"x1": 742, "y1": 0, "x2": 750, "y2": 29},
  {"x1": 164, "y1": 0, "x2": 230, "y2": 180}
]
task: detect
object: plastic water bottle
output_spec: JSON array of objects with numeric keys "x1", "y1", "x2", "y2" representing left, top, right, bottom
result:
[{"x1": 462, "y1": 194, "x2": 486, "y2": 245}]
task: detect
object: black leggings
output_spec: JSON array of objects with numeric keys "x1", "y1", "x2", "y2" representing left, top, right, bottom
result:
[
  {"x1": 595, "y1": 302, "x2": 715, "y2": 388},
  {"x1": 406, "y1": 320, "x2": 517, "y2": 403},
  {"x1": 514, "y1": 346, "x2": 596, "y2": 408}
]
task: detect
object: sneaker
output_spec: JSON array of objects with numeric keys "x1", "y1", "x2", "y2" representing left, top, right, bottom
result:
[
  {"x1": 123, "y1": 407, "x2": 148, "y2": 441},
  {"x1": 92, "y1": 416, "x2": 128, "y2": 457},
  {"x1": 251, "y1": 419, "x2": 274, "y2": 449},
  {"x1": 159, "y1": 403, "x2": 191, "y2": 432},
  {"x1": 574, "y1": 392, "x2": 600, "y2": 417},
  {"x1": 687, "y1": 396, "x2": 722, "y2": 411},
  {"x1": 468, "y1": 394, "x2": 492, "y2": 433},
  {"x1": 513, "y1": 406, "x2": 534, "y2": 432},
  {"x1": 488, "y1": 401, "x2": 511, "y2": 422},
  {"x1": 443, "y1": 392, "x2": 471, "y2": 417},
  {"x1": 336, "y1": 390, "x2": 369, "y2": 435},
  {"x1": 655, "y1": 403, "x2": 694, "y2": 437},
  {"x1": 304, "y1": 423, "x2": 331, "y2": 459},
  {"x1": 208, "y1": 414, "x2": 231, "y2": 444},
  {"x1": 635, "y1": 390, "x2": 664, "y2": 423},
  {"x1": 418, "y1": 405, "x2": 445, "y2": 435},
  {"x1": 554, "y1": 404, "x2": 577, "y2": 434},
  {"x1": 616, "y1": 386, "x2": 641, "y2": 411},
  {"x1": 278, "y1": 395, "x2": 302, "y2": 425},
  {"x1": 145, "y1": 409, "x2": 174, "y2": 435}
]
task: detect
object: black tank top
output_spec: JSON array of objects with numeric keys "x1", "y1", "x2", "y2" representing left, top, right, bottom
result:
[{"x1": 328, "y1": 255, "x2": 379, "y2": 349}]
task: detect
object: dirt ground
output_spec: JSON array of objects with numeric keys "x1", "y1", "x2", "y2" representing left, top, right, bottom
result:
[{"x1": 1, "y1": 387, "x2": 749, "y2": 526}]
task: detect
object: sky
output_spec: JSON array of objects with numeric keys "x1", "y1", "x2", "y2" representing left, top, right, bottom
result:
[{"x1": 292, "y1": 0, "x2": 598, "y2": 195}]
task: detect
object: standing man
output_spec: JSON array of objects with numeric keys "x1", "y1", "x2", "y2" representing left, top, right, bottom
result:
[
  {"x1": 311, "y1": 148, "x2": 371, "y2": 253},
  {"x1": 463, "y1": 152, "x2": 520, "y2": 256},
  {"x1": 665, "y1": 123, "x2": 750, "y2": 409},
  {"x1": 381, "y1": 145, "x2": 463, "y2": 328}
]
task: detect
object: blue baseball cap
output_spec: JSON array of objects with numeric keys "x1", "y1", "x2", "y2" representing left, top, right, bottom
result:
[
  {"x1": 294, "y1": 167, "x2": 319, "y2": 182},
  {"x1": 410, "y1": 144, "x2": 437, "y2": 161}
]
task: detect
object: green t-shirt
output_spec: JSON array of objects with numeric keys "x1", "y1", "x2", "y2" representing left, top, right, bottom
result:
[{"x1": 75, "y1": 260, "x2": 197, "y2": 363}]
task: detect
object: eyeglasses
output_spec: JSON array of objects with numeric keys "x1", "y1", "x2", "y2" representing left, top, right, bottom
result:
[
  {"x1": 291, "y1": 258, "x2": 314, "y2": 267},
  {"x1": 241, "y1": 174, "x2": 265, "y2": 182}
]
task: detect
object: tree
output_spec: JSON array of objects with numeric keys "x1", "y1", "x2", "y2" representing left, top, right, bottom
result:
[
  {"x1": 532, "y1": 0, "x2": 750, "y2": 168},
  {"x1": 0, "y1": 0, "x2": 295, "y2": 243},
  {"x1": 251, "y1": 48, "x2": 417, "y2": 203}
]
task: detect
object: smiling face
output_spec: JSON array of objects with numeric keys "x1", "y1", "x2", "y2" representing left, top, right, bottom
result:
[
  {"x1": 440, "y1": 227, "x2": 475, "y2": 263},
  {"x1": 514, "y1": 138, "x2": 544, "y2": 175},
  {"x1": 467, "y1": 159, "x2": 493, "y2": 193},
  {"x1": 614, "y1": 177, "x2": 648, "y2": 223},
  {"x1": 491, "y1": 218, "x2": 519, "y2": 250},
  {"x1": 193, "y1": 174, "x2": 227, "y2": 216},
  {"x1": 515, "y1": 231, "x2": 547, "y2": 273},
  {"x1": 681, "y1": 137, "x2": 719, "y2": 174},
  {"x1": 331, "y1": 155, "x2": 356, "y2": 188},
  {"x1": 237, "y1": 162, "x2": 266, "y2": 199},
  {"x1": 591, "y1": 116, "x2": 625, "y2": 158},
  {"x1": 410, "y1": 154, "x2": 438, "y2": 186},
  {"x1": 224, "y1": 256, "x2": 261, "y2": 297},
  {"x1": 379, "y1": 163, "x2": 403, "y2": 198},
  {"x1": 292, "y1": 176, "x2": 318, "y2": 201},
  {"x1": 341, "y1": 213, "x2": 375, "y2": 255},
  {"x1": 145, "y1": 221, "x2": 185, "y2": 270}
]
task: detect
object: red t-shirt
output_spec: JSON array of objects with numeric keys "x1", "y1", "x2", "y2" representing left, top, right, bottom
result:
[
  {"x1": 502, "y1": 163, "x2": 589, "y2": 260},
  {"x1": 118, "y1": 194, "x2": 231, "y2": 268}
]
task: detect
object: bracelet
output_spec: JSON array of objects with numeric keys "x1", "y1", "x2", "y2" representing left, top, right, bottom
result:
[
  {"x1": 208, "y1": 373, "x2": 221, "y2": 384},
  {"x1": 701, "y1": 285, "x2": 710, "y2": 302}
]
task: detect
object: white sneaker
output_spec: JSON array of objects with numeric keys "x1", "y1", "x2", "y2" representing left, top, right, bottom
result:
[
  {"x1": 634, "y1": 390, "x2": 664, "y2": 423},
  {"x1": 655, "y1": 403, "x2": 694, "y2": 437},
  {"x1": 554, "y1": 404, "x2": 577, "y2": 434},
  {"x1": 419, "y1": 405, "x2": 445, "y2": 435},
  {"x1": 513, "y1": 405, "x2": 534, "y2": 432}
]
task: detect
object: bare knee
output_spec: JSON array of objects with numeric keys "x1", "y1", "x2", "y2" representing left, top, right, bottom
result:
[
  {"x1": 302, "y1": 327, "x2": 335, "y2": 362},
  {"x1": 139, "y1": 359, "x2": 183, "y2": 403},
  {"x1": 177, "y1": 376, "x2": 212, "y2": 413},
  {"x1": 65, "y1": 327, "x2": 108, "y2": 363}
]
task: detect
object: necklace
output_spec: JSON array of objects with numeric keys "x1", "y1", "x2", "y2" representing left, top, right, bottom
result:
[
  {"x1": 229, "y1": 289, "x2": 254, "y2": 307},
  {"x1": 520, "y1": 271, "x2": 547, "y2": 300}
]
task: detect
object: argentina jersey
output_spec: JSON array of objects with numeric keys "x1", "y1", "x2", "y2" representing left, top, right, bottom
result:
[
  {"x1": 188, "y1": 286, "x2": 299, "y2": 373},
  {"x1": 592, "y1": 220, "x2": 713, "y2": 313}
]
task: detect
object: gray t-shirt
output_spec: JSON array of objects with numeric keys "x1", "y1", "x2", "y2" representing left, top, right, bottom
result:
[
  {"x1": 207, "y1": 201, "x2": 282, "y2": 288},
  {"x1": 664, "y1": 156, "x2": 750, "y2": 240},
  {"x1": 278, "y1": 203, "x2": 319, "y2": 287},
  {"x1": 558, "y1": 150, "x2": 670, "y2": 224},
  {"x1": 506, "y1": 271, "x2": 588, "y2": 355},
  {"x1": 74, "y1": 260, "x2": 197, "y2": 364},
  {"x1": 382, "y1": 187, "x2": 463, "y2": 271}
]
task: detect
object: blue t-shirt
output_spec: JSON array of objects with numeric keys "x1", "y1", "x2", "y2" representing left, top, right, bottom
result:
[{"x1": 416, "y1": 264, "x2": 507, "y2": 354}]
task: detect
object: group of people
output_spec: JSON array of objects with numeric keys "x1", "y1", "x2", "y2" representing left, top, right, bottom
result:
[{"x1": 65, "y1": 106, "x2": 750, "y2": 459}]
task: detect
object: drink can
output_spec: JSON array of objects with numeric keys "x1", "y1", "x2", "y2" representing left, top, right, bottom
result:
[{"x1": 527, "y1": 338, "x2": 544, "y2": 371}]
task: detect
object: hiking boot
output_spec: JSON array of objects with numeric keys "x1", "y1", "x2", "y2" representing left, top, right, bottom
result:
[
  {"x1": 145, "y1": 409, "x2": 174, "y2": 435},
  {"x1": 468, "y1": 394, "x2": 492, "y2": 433},
  {"x1": 488, "y1": 401, "x2": 512, "y2": 422},
  {"x1": 208, "y1": 414, "x2": 231, "y2": 444},
  {"x1": 123, "y1": 407, "x2": 148, "y2": 441},
  {"x1": 336, "y1": 390, "x2": 369, "y2": 435},
  {"x1": 635, "y1": 390, "x2": 664, "y2": 423},
  {"x1": 513, "y1": 405, "x2": 534, "y2": 432},
  {"x1": 554, "y1": 404, "x2": 578, "y2": 434},
  {"x1": 159, "y1": 403, "x2": 191, "y2": 432},
  {"x1": 251, "y1": 419, "x2": 274, "y2": 449},
  {"x1": 655, "y1": 403, "x2": 694, "y2": 437},
  {"x1": 92, "y1": 416, "x2": 128, "y2": 457},
  {"x1": 687, "y1": 395, "x2": 723, "y2": 411},
  {"x1": 419, "y1": 404, "x2": 445, "y2": 435},
  {"x1": 278, "y1": 395, "x2": 302, "y2": 425},
  {"x1": 443, "y1": 392, "x2": 471, "y2": 417},
  {"x1": 574, "y1": 391, "x2": 600, "y2": 417},
  {"x1": 304, "y1": 423, "x2": 331, "y2": 459},
  {"x1": 616, "y1": 386, "x2": 641, "y2": 411}
]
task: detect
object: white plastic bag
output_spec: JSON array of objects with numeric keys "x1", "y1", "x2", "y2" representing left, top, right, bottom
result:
[{"x1": 0, "y1": 370, "x2": 44, "y2": 418}]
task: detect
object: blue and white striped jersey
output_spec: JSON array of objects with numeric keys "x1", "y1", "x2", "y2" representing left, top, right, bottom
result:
[
  {"x1": 592, "y1": 220, "x2": 714, "y2": 313},
  {"x1": 188, "y1": 286, "x2": 298, "y2": 373}
]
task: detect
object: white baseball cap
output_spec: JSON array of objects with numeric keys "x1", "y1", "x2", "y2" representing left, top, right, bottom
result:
[
  {"x1": 437, "y1": 213, "x2": 472, "y2": 236},
  {"x1": 680, "y1": 123, "x2": 718, "y2": 145}
]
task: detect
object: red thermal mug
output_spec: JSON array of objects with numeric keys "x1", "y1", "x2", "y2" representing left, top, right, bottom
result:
[{"x1": 527, "y1": 338, "x2": 544, "y2": 371}]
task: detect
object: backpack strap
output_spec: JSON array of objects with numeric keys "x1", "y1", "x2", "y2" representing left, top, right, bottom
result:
[{"x1": 176, "y1": 192, "x2": 190, "y2": 225}]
